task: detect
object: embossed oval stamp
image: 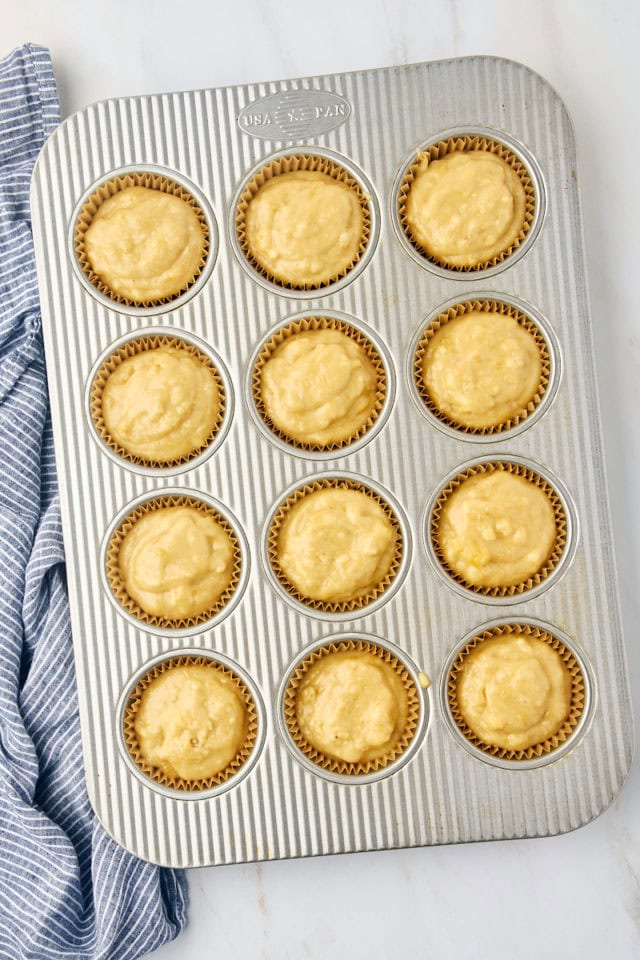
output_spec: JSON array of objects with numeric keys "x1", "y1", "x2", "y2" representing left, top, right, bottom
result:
[{"x1": 238, "y1": 89, "x2": 351, "y2": 141}]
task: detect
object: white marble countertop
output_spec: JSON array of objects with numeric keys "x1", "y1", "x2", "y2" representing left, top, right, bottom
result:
[{"x1": 4, "y1": 1, "x2": 639, "y2": 957}]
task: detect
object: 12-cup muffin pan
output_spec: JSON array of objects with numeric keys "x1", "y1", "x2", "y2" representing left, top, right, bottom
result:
[{"x1": 30, "y1": 57, "x2": 633, "y2": 867}]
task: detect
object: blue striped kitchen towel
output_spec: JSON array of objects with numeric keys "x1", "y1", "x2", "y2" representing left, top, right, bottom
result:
[{"x1": 0, "y1": 44, "x2": 188, "y2": 960}]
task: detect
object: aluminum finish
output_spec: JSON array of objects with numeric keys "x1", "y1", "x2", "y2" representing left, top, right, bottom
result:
[{"x1": 30, "y1": 57, "x2": 634, "y2": 867}]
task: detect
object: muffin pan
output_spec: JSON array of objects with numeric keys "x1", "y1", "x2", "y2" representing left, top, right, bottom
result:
[{"x1": 31, "y1": 56, "x2": 633, "y2": 867}]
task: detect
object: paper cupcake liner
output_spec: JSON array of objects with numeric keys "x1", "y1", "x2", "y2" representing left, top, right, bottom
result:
[
  {"x1": 397, "y1": 134, "x2": 536, "y2": 272},
  {"x1": 447, "y1": 623, "x2": 585, "y2": 761},
  {"x1": 106, "y1": 494, "x2": 242, "y2": 629},
  {"x1": 430, "y1": 461, "x2": 567, "y2": 597},
  {"x1": 235, "y1": 154, "x2": 371, "y2": 290},
  {"x1": 283, "y1": 639, "x2": 421, "y2": 776},
  {"x1": 414, "y1": 299, "x2": 550, "y2": 435},
  {"x1": 123, "y1": 654, "x2": 258, "y2": 791},
  {"x1": 267, "y1": 477, "x2": 403, "y2": 614},
  {"x1": 91, "y1": 334, "x2": 225, "y2": 469},
  {"x1": 252, "y1": 316, "x2": 387, "y2": 452},
  {"x1": 74, "y1": 172, "x2": 210, "y2": 308}
]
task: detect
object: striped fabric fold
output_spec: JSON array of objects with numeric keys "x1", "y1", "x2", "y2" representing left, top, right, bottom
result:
[{"x1": 0, "y1": 44, "x2": 187, "y2": 960}]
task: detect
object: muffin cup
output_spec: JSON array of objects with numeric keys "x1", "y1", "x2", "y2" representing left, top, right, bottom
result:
[
  {"x1": 445, "y1": 621, "x2": 588, "y2": 763},
  {"x1": 74, "y1": 170, "x2": 210, "y2": 309},
  {"x1": 281, "y1": 637, "x2": 423, "y2": 778},
  {"x1": 234, "y1": 151, "x2": 372, "y2": 292},
  {"x1": 266, "y1": 475, "x2": 406, "y2": 616},
  {"x1": 122, "y1": 653, "x2": 259, "y2": 793},
  {"x1": 428, "y1": 458, "x2": 570, "y2": 600},
  {"x1": 395, "y1": 130, "x2": 538, "y2": 275},
  {"x1": 105, "y1": 493, "x2": 244, "y2": 631},
  {"x1": 413, "y1": 297, "x2": 551, "y2": 436},
  {"x1": 90, "y1": 332, "x2": 226, "y2": 470},
  {"x1": 250, "y1": 314, "x2": 387, "y2": 454}
]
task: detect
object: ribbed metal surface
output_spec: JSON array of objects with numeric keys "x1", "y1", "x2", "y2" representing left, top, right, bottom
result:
[{"x1": 30, "y1": 57, "x2": 633, "y2": 867}]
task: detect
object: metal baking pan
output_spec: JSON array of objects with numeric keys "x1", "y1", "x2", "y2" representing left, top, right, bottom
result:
[{"x1": 30, "y1": 55, "x2": 633, "y2": 867}]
